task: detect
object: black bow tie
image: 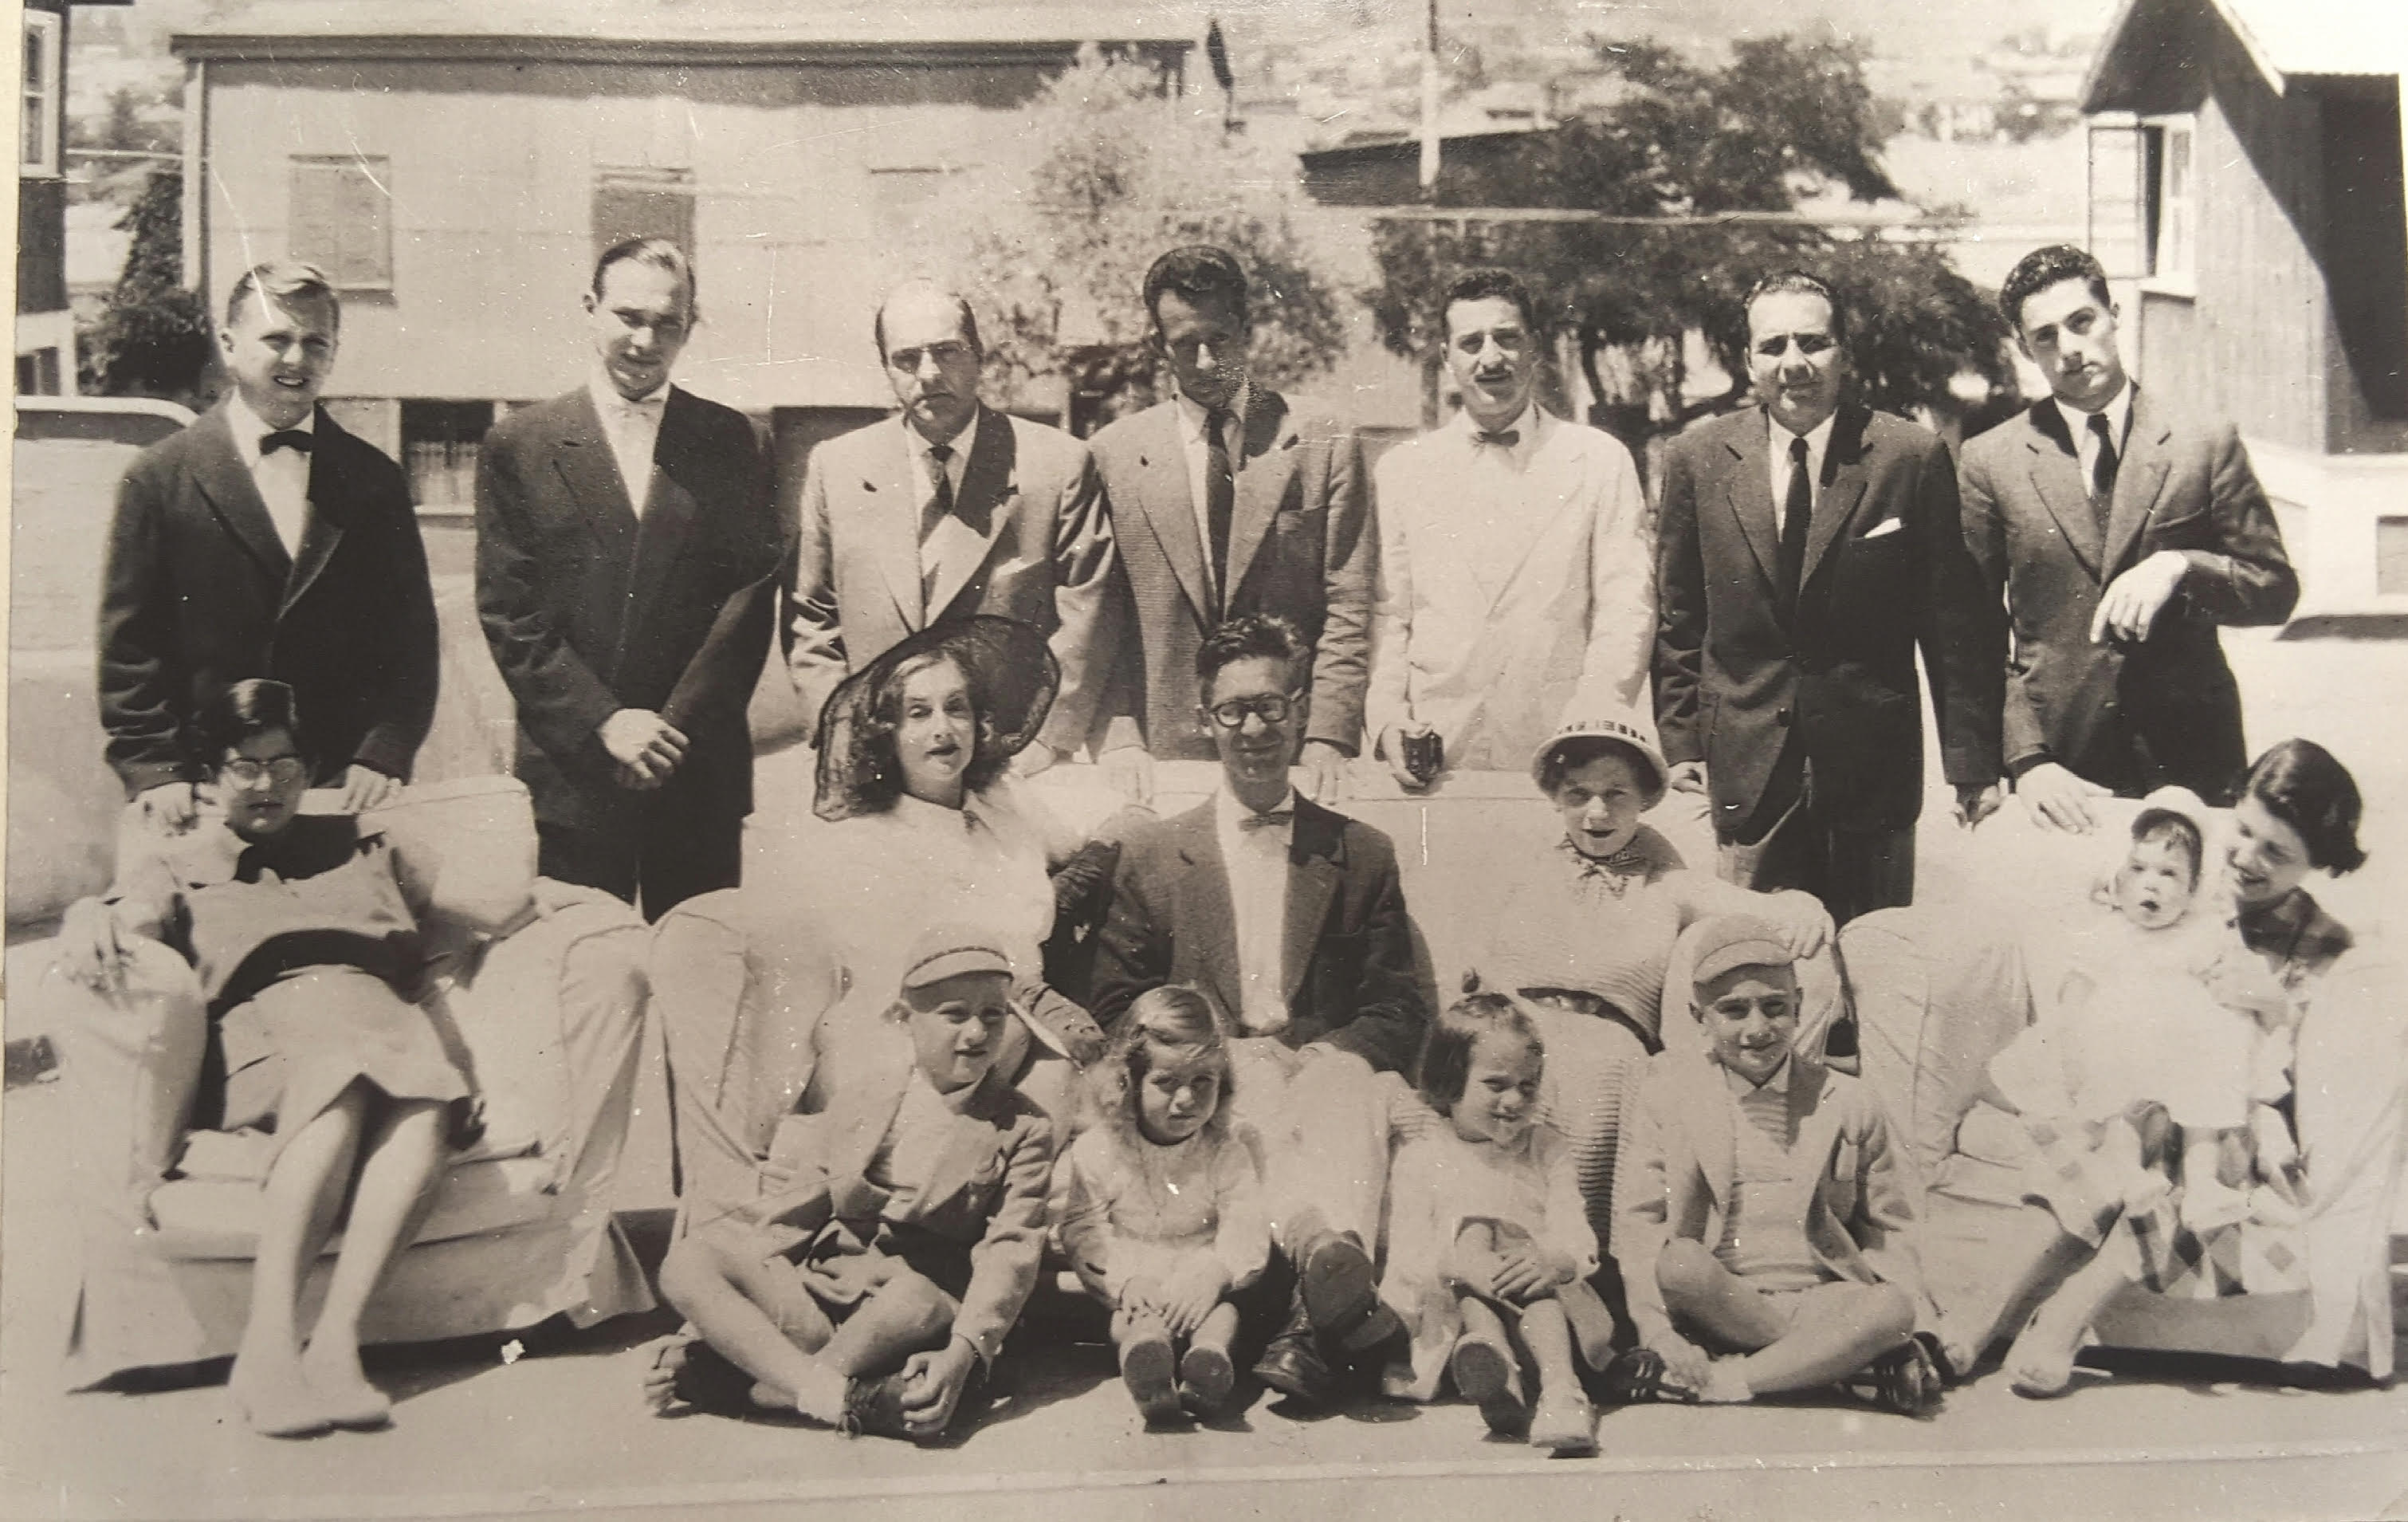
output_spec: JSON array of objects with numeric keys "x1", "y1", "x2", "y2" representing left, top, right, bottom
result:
[
  {"x1": 1474, "y1": 428, "x2": 1520, "y2": 450},
  {"x1": 260, "y1": 430, "x2": 314, "y2": 456},
  {"x1": 1239, "y1": 808, "x2": 1294, "y2": 832}
]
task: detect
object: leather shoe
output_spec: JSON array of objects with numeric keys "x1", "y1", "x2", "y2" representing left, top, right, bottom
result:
[
  {"x1": 1299, "y1": 1231, "x2": 1400, "y2": 1352},
  {"x1": 1250, "y1": 1298, "x2": 1335, "y2": 1405}
]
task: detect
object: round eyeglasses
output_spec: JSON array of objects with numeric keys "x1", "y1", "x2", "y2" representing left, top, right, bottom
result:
[
  {"x1": 1203, "y1": 692, "x2": 1301, "y2": 730},
  {"x1": 220, "y1": 755, "x2": 308, "y2": 787}
]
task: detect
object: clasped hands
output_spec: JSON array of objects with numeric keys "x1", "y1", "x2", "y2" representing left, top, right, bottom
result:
[{"x1": 1118, "y1": 1259, "x2": 1231, "y2": 1338}]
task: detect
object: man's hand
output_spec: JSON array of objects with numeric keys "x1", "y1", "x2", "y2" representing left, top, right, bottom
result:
[
  {"x1": 1769, "y1": 895, "x2": 1833, "y2": 961},
  {"x1": 337, "y1": 764, "x2": 403, "y2": 813},
  {"x1": 599, "y1": 710, "x2": 688, "y2": 789},
  {"x1": 56, "y1": 897, "x2": 136, "y2": 990},
  {"x1": 2016, "y1": 761, "x2": 2109, "y2": 834},
  {"x1": 1012, "y1": 742, "x2": 1067, "y2": 781},
  {"x1": 135, "y1": 782, "x2": 199, "y2": 831},
  {"x1": 1954, "y1": 781, "x2": 2004, "y2": 830},
  {"x1": 896, "y1": 1338, "x2": 980, "y2": 1438},
  {"x1": 1297, "y1": 739, "x2": 1349, "y2": 804},
  {"x1": 1100, "y1": 744, "x2": 1156, "y2": 808},
  {"x1": 1666, "y1": 761, "x2": 1708, "y2": 796},
  {"x1": 1377, "y1": 723, "x2": 1434, "y2": 792},
  {"x1": 2090, "y1": 550, "x2": 2189, "y2": 644}
]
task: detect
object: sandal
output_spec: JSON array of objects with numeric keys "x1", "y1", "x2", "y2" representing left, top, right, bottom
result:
[
  {"x1": 1859, "y1": 1334, "x2": 1945, "y2": 1417},
  {"x1": 1596, "y1": 1347, "x2": 1701, "y2": 1406}
]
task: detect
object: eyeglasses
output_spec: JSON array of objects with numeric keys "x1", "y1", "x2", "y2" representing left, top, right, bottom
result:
[
  {"x1": 1202, "y1": 692, "x2": 1302, "y2": 730},
  {"x1": 220, "y1": 755, "x2": 308, "y2": 787}
]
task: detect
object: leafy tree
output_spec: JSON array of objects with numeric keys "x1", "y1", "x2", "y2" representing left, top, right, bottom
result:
[
  {"x1": 1369, "y1": 34, "x2": 2010, "y2": 453},
  {"x1": 939, "y1": 46, "x2": 1351, "y2": 431},
  {"x1": 77, "y1": 170, "x2": 214, "y2": 403}
]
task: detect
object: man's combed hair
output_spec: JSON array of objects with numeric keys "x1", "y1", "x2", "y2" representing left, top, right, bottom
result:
[
  {"x1": 1743, "y1": 269, "x2": 1848, "y2": 340},
  {"x1": 223, "y1": 262, "x2": 339, "y2": 330},
  {"x1": 589, "y1": 236, "x2": 697, "y2": 312},
  {"x1": 1998, "y1": 244, "x2": 2110, "y2": 333},
  {"x1": 1195, "y1": 613, "x2": 1306, "y2": 694},
  {"x1": 197, "y1": 678, "x2": 304, "y2": 765},
  {"x1": 1437, "y1": 266, "x2": 1538, "y2": 337},
  {"x1": 1142, "y1": 245, "x2": 1250, "y2": 324}
]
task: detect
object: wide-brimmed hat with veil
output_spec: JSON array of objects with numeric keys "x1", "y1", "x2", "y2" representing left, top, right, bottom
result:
[{"x1": 812, "y1": 615, "x2": 1059, "y2": 822}]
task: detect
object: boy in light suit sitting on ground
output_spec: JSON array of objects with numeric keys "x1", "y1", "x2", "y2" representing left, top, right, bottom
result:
[
  {"x1": 648, "y1": 925, "x2": 1055, "y2": 1442},
  {"x1": 1612, "y1": 915, "x2": 1943, "y2": 1414}
]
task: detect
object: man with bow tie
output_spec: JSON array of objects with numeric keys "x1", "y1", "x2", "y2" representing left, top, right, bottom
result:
[
  {"x1": 785, "y1": 281, "x2": 1120, "y2": 768},
  {"x1": 1366, "y1": 267, "x2": 1656, "y2": 788},
  {"x1": 476, "y1": 238, "x2": 783, "y2": 918},
  {"x1": 100, "y1": 262, "x2": 439, "y2": 826},
  {"x1": 1090, "y1": 615, "x2": 1432, "y2": 1410},
  {"x1": 1087, "y1": 245, "x2": 1372, "y2": 805}
]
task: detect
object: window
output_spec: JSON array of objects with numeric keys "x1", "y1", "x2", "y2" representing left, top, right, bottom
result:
[
  {"x1": 14, "y1": 347, "x2": 60, "y2": 396},
  {"x1": 2378, "y1": 517, "x2": 2408, "y2": 597},
  {"x1": 290, "y1": 156, "x2": 394, "y2": 290},
  {"x1": 20, "y1": 10, "x2": 60, "y2": 177},
  {"x1": 592, "y1": 167, "x2": 695, "y2": 266},
  {"x1": 400, "y1": 399, "x2": 494, "y2": 508},
  {"x1": 2141, "y1": 116, "x2": 2196, "y2": 289}
]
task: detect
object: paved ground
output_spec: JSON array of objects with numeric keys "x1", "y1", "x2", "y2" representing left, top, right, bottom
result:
[{"x1": 6, "y1": 619, "x2": 2408, "y2": 1518}]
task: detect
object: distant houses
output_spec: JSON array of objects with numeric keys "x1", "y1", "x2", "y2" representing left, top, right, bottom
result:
[
  {"x1": 18, "y1": 0, "x2": 132, "y2": 395},
  {"x1": 2080, "y1": 0, "x2": 2408, "y2": 616}
]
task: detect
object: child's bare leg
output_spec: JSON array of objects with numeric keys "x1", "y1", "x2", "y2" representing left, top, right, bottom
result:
[
  {"x1": 1728, "y1": 1280, "x2": 1915, "y2": 1397},
  {"x1": 300, "y1": 1095, "x2": 446, "y2": 1426},
  {"x1": 2007, "y1": 1229, "x2": 2139, "y2": 1397},
  {"x1": 231, "y1": 1083, "x2": 369, "y2": 1437},
  {"x1": 1510, "y1": 1296, "x2": 1596, "y2": 1453},
  {"x1": 1111, "y1": 1306, "x2": 1181, "y2": 1422},
  {"x1": 1655, "y1": 1240, "x2": 1791, "y2": 1352},
  {"x1": 657, "y1": 1230, "x2": 845, "y2": 1421},
  {"x1": 1931, "y1": 1205, "x2": 2091, "y2": 1376},
  {"x1": 1451, "y1": 1296, "x2": 1526, "y2": 1432}
]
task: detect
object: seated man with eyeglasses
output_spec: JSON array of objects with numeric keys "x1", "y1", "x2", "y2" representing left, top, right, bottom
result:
[{"x1": 1090, "y1": 615, "x2": 1434, "y2": 1409}]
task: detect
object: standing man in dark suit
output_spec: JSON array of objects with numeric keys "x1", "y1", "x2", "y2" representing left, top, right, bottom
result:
[
  {"x1": 785, "y1": 281, "x2": 1119, "y2": 765},
  {"x1": 1654, "y1": 272, "x2": 2003, "y2": 924},
  {"x1": 100, "y1": 261, "x2": 438, "y2": 825},
  {"x1": 1961, "y1": 244, "x2": 2300, "y2": 828},
  {"x1": 1090, "y1": 615, "x2": 1429, "y2": 1408},
  {"x1": 477, "y1": 238, "x2": 782, "y2": 919},
  {"x1": 1087, "y1": 246, "x2": 1371, "y2": 804}
]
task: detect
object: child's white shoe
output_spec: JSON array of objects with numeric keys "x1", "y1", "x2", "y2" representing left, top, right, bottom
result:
[
  {"x1": 2179, "y1": 1178, "x2": 2251, "y2": 1235},
  {"x1": 1527, "y1": 1386, "x2": 1597, "y2": 1456}
]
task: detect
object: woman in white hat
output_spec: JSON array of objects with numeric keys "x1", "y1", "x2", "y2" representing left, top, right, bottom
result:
[{"x1": 1462, "y1": 701, "x2": 1831, "y2": 1244}]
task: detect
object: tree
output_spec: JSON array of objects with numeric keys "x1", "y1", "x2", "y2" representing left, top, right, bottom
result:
[
  {"x1": 77, "y1": 170, "x2": 214, "y2": 404},
  {"x1": 937, "y1": 47, "x2": 1351, "y2": 431},
  {"x1": 1368, "y1": 34, "x2": 2010, "y2": 451}
]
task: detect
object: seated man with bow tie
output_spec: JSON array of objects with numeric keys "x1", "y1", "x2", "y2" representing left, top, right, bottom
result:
[
  {"x1": 1366, "y1": 267, "x2": 1656, "y2": 787},
  {"x1": 1090, "y1": 615, "x2": 1435, "y2": 1409},
  {"x1": 100, "y1": 261, "x2": 440, "y2": 828}
]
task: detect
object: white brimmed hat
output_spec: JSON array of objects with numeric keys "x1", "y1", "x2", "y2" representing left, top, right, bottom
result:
[{"x1": 1529, "y1": 701, "x2": 1670, "y2": 801}]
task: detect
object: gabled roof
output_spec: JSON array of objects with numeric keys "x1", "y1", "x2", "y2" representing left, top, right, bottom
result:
[
  {"x1": 2083, "y1": 0, "x2": 2407, "y2": 110},
  {"x1": 175, "y1": 1, "x2": 1196, "y2": 61}
]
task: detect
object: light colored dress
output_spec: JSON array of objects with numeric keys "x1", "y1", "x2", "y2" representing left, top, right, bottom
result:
[
  {"x1": 1378, "y1": 1121, "x2": 1597, "y2": 1400},
  {"x1": 1050, "y1": 1121, "x2": 1270, "y2": 1304}
]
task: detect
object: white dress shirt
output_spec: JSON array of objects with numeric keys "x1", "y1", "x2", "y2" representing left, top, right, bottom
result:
[
  {"x1": 224, "y1": 389, "x2": 313, "y2": 561},
  {"x1": 1212, "y1": 783, "x2": 1294, "y2": 1037},
  {"x1": 905, "y1": 408, "x2": 981, "y2": 609},
  {"x1": 2067, "y1": 379, "x2": 2135, "y2": 495},
  {"x1": 1767, "y1": 411, "x2": 1838, "y2": 538},
  {"x1": 588, "y1": 374, "x2": 670, "y2": 520},
  {"x1": 1173, "y1": 383, "x2": 1249, "y2": 607}
]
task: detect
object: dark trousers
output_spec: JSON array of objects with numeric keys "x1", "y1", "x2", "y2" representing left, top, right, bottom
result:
[
  {"x1": 537, "y1": 811, "x2": 742, "y2": 923},
  {"x1": 1718, "y1": 747, "x2": 1915, "y2": 926}
]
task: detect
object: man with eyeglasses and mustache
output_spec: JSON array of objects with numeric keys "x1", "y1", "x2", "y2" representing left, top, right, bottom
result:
[
  {"x1": 787, "y1": 280, "x2": 1121, "y2": 769},
  {"x1": 1653, "y1": 271, "x2": 2003, "y2": 925},
  {"x1": 1091, "y1": 615, "x2": 1432, "y2": 1410}
]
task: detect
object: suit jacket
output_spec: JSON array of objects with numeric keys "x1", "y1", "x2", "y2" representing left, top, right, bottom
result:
[
  {"x1": 1958, "y1": 391, "x2": 2299, "y2": 800},
  {"x1": 785, "y1": 408, "x2": 1120, "y2": 756},
  {"x1": 1612, "y1": 1052, "x2": 1927, "y2": 1350},
  {"x1": 1653, "y1": 403, "x2": 2004, "y2": 836},
  {"x1": 475, "y1": 386, "x2": 782, "y2": 834},
  {"x1": 717, "y1": 1027, "x2": 1055, "y2": 1367},
  {"x1": 98, "y1": 403, "x2": 440, "y2": 795},
  {"x1": 1088, "y1": 391, "x2": 1372, "y2": 759},
  {"x1": 1087, "y1": 795, "x2": 1429, "y2": 1076}
]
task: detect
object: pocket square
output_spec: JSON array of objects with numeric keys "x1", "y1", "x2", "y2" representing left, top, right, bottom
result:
[{"x1": 1860, "y1": 517, "x2": 1905, "y2": 541}]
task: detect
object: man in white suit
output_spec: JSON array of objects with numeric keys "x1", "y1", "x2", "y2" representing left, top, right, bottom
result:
[
  {"x1": 786, "y1": 281, "x2": 1120, "y2": 761},
  {"x1": 1368, "y1": 267, "x2": 1654, "y2": 785}
]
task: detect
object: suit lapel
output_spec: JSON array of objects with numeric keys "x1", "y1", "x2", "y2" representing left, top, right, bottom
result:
[
  {"x1": 1719, "y1": 411, "x2": 1781, "y2": 599},
  {"x1": 2024, "y1": 401, "x2": 2104, "y2": 579},
  {"x1": 862, "y1": 418, "x2": 927, "y2": 633},
  {"x1": 1799, "y1": 406, "x2": 1872, "y2": 592},
  {"x1": 279, "y1": 410, "x2": 348, "y2": 616},
  {"x1": 624, "y1": 389, "x2": 705, "y2": 637},
  {"x1": 1470, "y1": 410, "x2": 1568, "y2": 615},
  {"x1": 922, "y1": 408, "x2": 1015, "y2": 622},
  {"x1": 1130, "y1": 403, "x2": 1216, "y2": 625},
  {"x1": 822, "y1": 1028, "x2": 916, "y2": 1182},
  {"x1": 551, "y1": 390, "x2": 642, "y2": 569},
  {"x1": 1676, "y1": 1059, "x2": 1738, "y2": 1211},
  {"x1": 2102, "y1": 391, "x2": 2174, "y2": 577},
  {"x1": 1172, "y1": 807, "x2": 1246, "y2": 1024},
  {"x1": 913, "y1": 1079, "x2": 1014, "y2": 1215},
  {"x1": 1222, "y1": 388, "x2": 1292, "y2": 606},
  {"x1": 1281, "y1": 798, "x2": 1345, "y2": 1003},
  {"x1": 186, "y1": 407, "x2": 294, "y2": 582}
]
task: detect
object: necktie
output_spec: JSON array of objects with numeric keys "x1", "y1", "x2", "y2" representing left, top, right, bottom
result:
[
  {"x1": 2087, "y1": 411, "x2": 2120, "y2": 524},
  {"x1": 921, "y1": 442, "x2": 956, "y2": 541},
  {"x1": 1778, "y1": 434, "x2": 1813, "y2": 615},
  {"x1": 1205, "y1": 406, "x2": 1235, "y2": 609},
  {"x1": 1473, "y1": 427, "x2": 1521, "y2": 450},
  {"x1": 260, "y1": 430, "x2": 313, "y2": 456},
  {"x1": 1238, "y1": 807, "x2": 1294, "y2": 832}
]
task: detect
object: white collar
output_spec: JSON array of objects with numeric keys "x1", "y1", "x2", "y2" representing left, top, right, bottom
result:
[
  {"x1": 1453, "y1": 401, "x2": 1541, "y2": 444},
  {"x1": 1174, "y1": 383, "x2": 1249, "y2": 439},
  {"x1": 1720, "y1": 1052, "x2": 1794, "y2": 1099},
  {"x1": 906, "y1": 405, "x2": 981, "y2": 458},
  {"x1": 226, "y1": 388, "x2": 314, "y2": 463},
  {"x1": 590, "y1": 372, "x2": 671, "y2": 414},
  {"x1": 1770, "y1": 408, "x2": 1836, "y2": 458},
  {"x1": 1215, "y1": 781, "x2": 1296, "y2": 829},
  {"x1": 2063, "y1": 378, "x2": 2135, "y2": 446}
]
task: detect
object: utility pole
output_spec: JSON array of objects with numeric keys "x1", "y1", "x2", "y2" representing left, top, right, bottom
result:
[{"x1": 1418, "y1": 0, "x2": 1440, "y2": 193}]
